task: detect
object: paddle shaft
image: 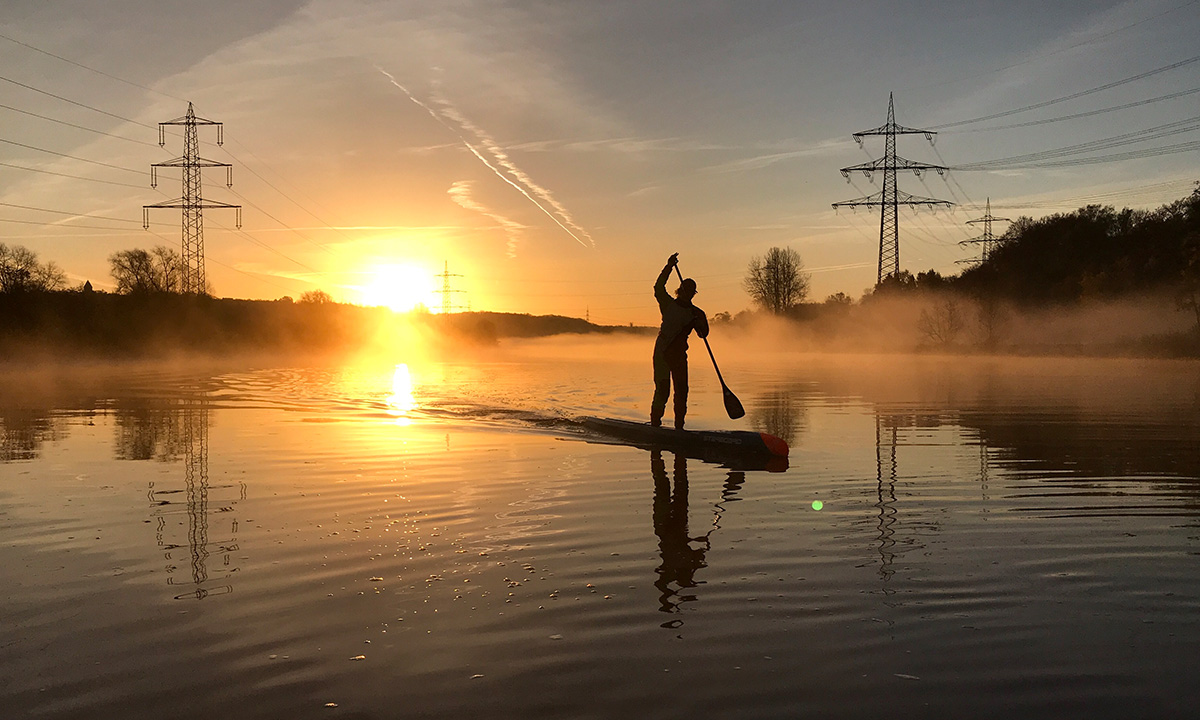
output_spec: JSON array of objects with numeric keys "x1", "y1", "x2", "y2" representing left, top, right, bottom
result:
[{"x1": 673, "y1": 264, "x2": 738, "y2": 402}]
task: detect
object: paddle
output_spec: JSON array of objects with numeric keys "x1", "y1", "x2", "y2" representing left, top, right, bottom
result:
[{"x1": 673, "y1": 264, "x2": 745, "y2": 420}]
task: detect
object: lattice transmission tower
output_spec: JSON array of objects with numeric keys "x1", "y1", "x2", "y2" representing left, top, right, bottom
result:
[
  {"x1": 959, "y1": 197, "x2": 1010, "y2": 265},
  {"x1": 143, "y1": 103, "x2": 242, "y2": 295},
  {"x1": 833, "y1": 94, "x2": 953, "y2": 285},
  {"x1": 435, "y1": 261, "x2": 465, "y2": 314}
]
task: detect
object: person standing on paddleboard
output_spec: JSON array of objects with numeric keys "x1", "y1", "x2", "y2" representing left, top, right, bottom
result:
[{"x1": 651, "y1": 253, "x2": 708, "y2": 429}]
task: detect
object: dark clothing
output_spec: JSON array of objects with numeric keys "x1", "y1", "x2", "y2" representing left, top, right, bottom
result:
[{"x1": 650, "y1": 263, "x2": 708, "y2": 428}]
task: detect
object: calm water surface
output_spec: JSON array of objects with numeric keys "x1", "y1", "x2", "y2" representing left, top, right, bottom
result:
[{"x1": 2, "y1": 341, "x2": 1200, "y2": 719}]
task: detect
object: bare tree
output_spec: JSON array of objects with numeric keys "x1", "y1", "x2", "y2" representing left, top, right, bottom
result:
[
  {"x1": 917, "y1": 299, "x2": 965, "y2": 346},
  {"x1": 109, "y1": 246, "x2": 181, "y2": 293},
  {"x1": 0, "y1": 243, "x2": 67, "y2": 292},
  {"x1": 744, "y1": 246, "x2": 811, "y2": 315},
  {"x1": 299, "y1": 289, "x2": 334, "y2": 304}
]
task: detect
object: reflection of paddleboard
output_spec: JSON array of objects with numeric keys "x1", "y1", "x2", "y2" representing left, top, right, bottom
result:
[{"x1": 580, "y1": 416, "x2": 789, "y2": 461}]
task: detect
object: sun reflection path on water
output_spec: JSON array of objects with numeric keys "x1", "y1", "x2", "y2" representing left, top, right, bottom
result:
[{"x1": 386, "y1": 363, "x2": 417, "y2": 425}]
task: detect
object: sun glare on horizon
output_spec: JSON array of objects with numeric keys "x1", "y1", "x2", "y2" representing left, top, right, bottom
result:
[{"x1": 359, "y1": 263, "x2": 438, "y2": 313}]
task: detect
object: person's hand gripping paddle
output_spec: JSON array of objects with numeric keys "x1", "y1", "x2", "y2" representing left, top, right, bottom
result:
[{"x1": 673, "y1": 262, "x2": 745, "y2": 420}]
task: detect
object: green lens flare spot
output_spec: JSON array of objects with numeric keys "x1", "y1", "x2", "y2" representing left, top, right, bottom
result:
[{"x1": 812, "y1": 500, "x2": 823, "y2": 511}]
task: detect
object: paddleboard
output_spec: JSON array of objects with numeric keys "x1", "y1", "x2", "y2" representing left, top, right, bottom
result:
[{"x1": 580, "y1": 416, "x2": 789, "y2": 464}]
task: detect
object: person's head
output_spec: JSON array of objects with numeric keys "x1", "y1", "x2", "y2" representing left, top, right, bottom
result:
[{"x1": 676, "y1": 278, "x2": 697, "y2": 301}]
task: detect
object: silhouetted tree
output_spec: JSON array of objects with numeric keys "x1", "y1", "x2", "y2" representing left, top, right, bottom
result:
[
  {"x1": 869, "y1": 269, "x2": 916, "y2": 297},
  {"x1": 299, "y1": 289, "x2": 334, "y2": 304},
  {"x1": 109, "y1": 246, "x2": 180, "y2": 294},
  {"x1": 0, "y1": 243, "x2": 66, "y2": 292},
  {"x1": 823, "y1": 292, "x2": 853, "y2": 306},
  {"x1": 744, "y1": 246, "x2": 810, "y2": 314},
  {"x1": 915, "y1": 269, "x2": 946, "y2": 290},
  {"x1": 1178, "y1": 236, "x2": 1200, "y2": 336},
  {"x1": 917, "y1": 299, "x2": 965, "y2": 346},
  {"x1": 956, "y1": 186, "x2": 1200, "y2": 305}
]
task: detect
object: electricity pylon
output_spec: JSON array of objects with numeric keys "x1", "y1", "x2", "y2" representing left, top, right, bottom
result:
[
  {"x1": 833, "y1": 94, "x2": 953, "y2": 285},
  {"x1": 143, "y1": 103, "x2": 242, "y2": 295},
  {"x1": 959, "y1": 198, "x2": 1010, "y2": 265},
  {"x1": 435, "y1": 260, "x2": 465, "y2": 314}
]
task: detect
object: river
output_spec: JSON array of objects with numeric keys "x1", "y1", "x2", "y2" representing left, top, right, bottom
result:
[{"x1": 2, "y1": 339, "x2": 1199, "y2": 718}]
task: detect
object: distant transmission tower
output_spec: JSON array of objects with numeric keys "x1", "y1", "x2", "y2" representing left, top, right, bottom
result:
[
  {"x1": 143, "y1": 103, "x2": 242, "y2": 295},
  {"x1": 833, "y1": 94, "x2": 953, "y2": 285},
  {"x1": 435, "y1": 261, "x2": 465, "y2": 314},
  {"x1": 959, "y1": 198, "x2": 1010, "y2": 265}
]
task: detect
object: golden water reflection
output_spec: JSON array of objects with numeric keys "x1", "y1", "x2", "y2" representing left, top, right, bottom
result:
[{"x1": 387, "y1": 363, "x2": 417, "y2": 425}]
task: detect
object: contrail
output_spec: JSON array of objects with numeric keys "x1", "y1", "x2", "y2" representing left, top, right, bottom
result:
[
  {"x1": 377, "y1": 67, "x2": 593, "y2": 249},
  {"x1": 430, "y1": 94, "x2": 594, "y2": 247},
  {"x1": 448, "y1": 180, "x2": 524, "y2": 258}
]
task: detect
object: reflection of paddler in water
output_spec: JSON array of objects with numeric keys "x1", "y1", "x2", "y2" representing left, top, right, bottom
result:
[
  {"x1": 651, "y1": 253, "x2": 709, "y2": 429},
  {"x1": 651, "y1": 449, "x2": 709, "y2": 618}
]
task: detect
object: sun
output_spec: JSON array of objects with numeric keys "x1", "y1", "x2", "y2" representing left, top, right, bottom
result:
[{"x1": 359, "y1": 263, "x2": 437, "y2": 313}]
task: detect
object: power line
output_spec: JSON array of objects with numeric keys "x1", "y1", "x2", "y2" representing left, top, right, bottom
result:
[
  {"x1": 945, "y1": 86, "x2": 1200, "y2": 134},
  {"x1": 0, "y1": 200, "x2": 141, "y2": 224},
  {"x1": 990, "y1": 178, "x2": 1196, "y2": 210},
  {"x1": 0, "y1": 102, "x2": 160, "y2": 146},
  {"x1": 903, "y1": 0, "x2": 1200, "y2": 94},
  {"x1": 144, "y1": 227, "x2": 296, "y2": 294},
  {"x1": 0, "y1": 160, "x2": 149, "y2": 189},
  {"x1": 0, "y1": 31, "x2": 187, "y2": 103},
  {"x1": 931, "y1": 53, "x2": 1200, "y2": 130},
  {"x1": 0, "y1": 73, "x2": 158, "y2": 130},
  {"x1": 833, "y1": 94, "x2": 954, "y2": 284},
  {"x1": 215, "y1": 137, "x2": 360, "y2": 249},
  {"x1": 0, "y1": 43, "x2": 367, "y2": 272},
  {"x1": 974, "y1": 140, "x2": 1200, "y2": 169},
  {"x1": 0, "y1": 136, "x2": 147, "y2": 175},
  {"x1": 142, "y1": 103, "x2": 242, "y2": 294},
  {"x1": 955, "y1": 115, "x2": 1200, "y2": 170},
  {"x1": 223, "y1": 185, "x2": 337, "y2": 256},
  {"x1": 0, "y1": 218, "x2": 138, "y2": 232},
  {"x1": 0, "y1": 68, "x2": 336, "y2": 289}
]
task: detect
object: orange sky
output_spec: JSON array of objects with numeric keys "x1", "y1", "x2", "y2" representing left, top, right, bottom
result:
[{"x1": 2, "y1": 1, "x2": 1198, "y2": 325}]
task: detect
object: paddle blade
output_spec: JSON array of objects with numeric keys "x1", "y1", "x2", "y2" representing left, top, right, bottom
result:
[{"x1": 723, "y1": 387, "x2": 745, "y2": 420}]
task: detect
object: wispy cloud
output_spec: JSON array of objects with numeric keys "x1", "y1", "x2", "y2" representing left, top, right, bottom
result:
[
  {"x1": 447, "y1": 180, "x2": 525, "y2": 258},
  {"x1": 507, "y1": 137, "x2": 732, "y2": 154},
  {"x1": 378, "y1": 67, "x2": 594, "y2": 249},
  {"x1": 701, "y1": 137, "x2": 857, "y2": 174}
]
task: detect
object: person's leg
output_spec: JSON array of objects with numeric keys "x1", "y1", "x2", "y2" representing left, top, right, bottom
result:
[
  {"x1": 671, "y1": 356, "x2": 688, "y2": 429},
  {"x1": 650, "y1": 353, "x2": 671, "y2": 426}
]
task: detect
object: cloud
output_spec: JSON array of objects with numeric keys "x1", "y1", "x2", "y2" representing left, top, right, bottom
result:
[
  {"x1": 447, "y1": 180, "x2": 525, "y2": 258},
  {"x1": 701, "y1": 137, "x2": 858, "y2": 174},
  {"x1": 379, "y1": 67, "x2": 594, "y2": 249}
]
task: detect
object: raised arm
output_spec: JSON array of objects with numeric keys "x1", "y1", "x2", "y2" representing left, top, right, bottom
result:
[{"x1": 654, "y1": 253, "x2": 678, "y2": 304}]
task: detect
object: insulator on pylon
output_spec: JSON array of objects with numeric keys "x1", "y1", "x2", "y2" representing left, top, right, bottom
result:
[{"x1": 142, "y1": 104, "x2": 242, "y2": 296}]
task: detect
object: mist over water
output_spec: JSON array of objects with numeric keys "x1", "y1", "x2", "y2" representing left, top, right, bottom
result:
[{"x1": 2, "y1": 339, "x2": 1199, "y2": 718}]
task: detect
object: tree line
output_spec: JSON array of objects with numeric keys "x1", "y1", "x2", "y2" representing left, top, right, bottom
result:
[{"x1": 741, "y1": 183, "x2": 1200, "y2": 315}]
